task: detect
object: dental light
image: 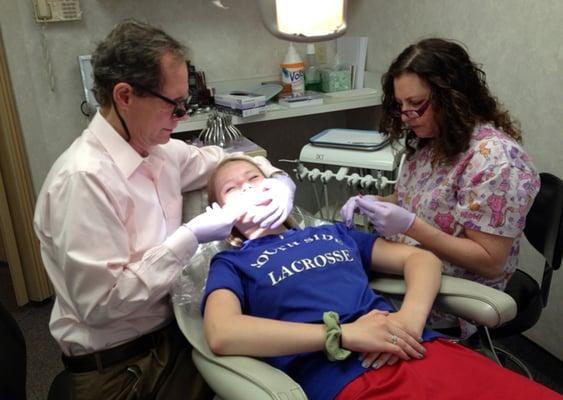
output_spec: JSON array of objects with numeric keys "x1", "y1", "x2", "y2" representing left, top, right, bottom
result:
[{"x1": 257, "y1": 0, "x2": 348, "y2": 42}]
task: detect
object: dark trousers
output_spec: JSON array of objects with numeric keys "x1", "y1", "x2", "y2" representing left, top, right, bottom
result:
[{"x1": 68, "y1": 323, "x2": 213, "y2": 400}]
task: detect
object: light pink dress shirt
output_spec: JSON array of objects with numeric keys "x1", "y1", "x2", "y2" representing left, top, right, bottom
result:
[{"x1": 34, "y1": 112, "x2": 280, "y2": 355}]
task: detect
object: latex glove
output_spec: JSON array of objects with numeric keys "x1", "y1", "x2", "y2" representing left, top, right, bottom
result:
[
  {"x1": 339, "y1": 195, "x2": 362, "y2": 227},
  {"x1": 339, "y1": 195, "x2": 386, "y2": 227},
  {"x1": 185, "y1": 202, "x2": 239, "y2": 243},
  {"x1": 356, "y1": 197, "x2": 416, "y2": 236},
  {"x1": 250, "y1": 174, "x2": 296, "y2": 229}
]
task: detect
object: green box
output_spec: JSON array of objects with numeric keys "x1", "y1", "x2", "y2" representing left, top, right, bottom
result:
[{"x1": 320, "y1": 68, "x2": 352, "y2": 92}]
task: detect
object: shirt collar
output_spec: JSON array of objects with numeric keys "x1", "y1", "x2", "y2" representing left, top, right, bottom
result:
[
  {"x1": 89, "y1": 111, "x2": 145, "y2": 179},
  {"x1": 241, "y1": 228, "x2": 299, "y2": 249},
  {"x1": 142, "y1": 151, "x2": 165, "y2": 181}
]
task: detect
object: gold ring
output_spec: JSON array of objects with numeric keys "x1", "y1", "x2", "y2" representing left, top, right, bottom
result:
[{"x1": 391, "y1": 334, "x2": 398, "y2": 345}]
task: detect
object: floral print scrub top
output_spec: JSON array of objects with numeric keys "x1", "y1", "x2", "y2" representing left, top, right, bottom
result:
[{"x1": 392, "y1": 124, "x2": 540, "y2": 334}]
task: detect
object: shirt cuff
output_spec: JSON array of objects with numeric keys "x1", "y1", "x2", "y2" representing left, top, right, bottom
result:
[{"x1": 164, "y1": 225, "x2": 199, "y2": 263}]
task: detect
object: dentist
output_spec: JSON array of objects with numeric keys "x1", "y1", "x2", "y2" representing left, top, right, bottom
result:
[{"x1": 33, "y1": 19, "x2": 294, "y2": 400}]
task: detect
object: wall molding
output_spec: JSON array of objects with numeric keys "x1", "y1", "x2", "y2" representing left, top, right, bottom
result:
[{"x1": 0, "y1": 26, "x2": 52, "y2": 305}]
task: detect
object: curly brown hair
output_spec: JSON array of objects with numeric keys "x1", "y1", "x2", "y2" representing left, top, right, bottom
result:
[{"x1": 379, "y1": 38, "x2": 521, "y2": 164}]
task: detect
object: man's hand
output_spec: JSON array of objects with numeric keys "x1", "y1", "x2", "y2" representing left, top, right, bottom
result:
[
  {"x1": 249, "y1": 174, "x2": 296, "y2": 229},
  {"x1": 185, "y1": 202, "x2": 242, "y2": 243}
]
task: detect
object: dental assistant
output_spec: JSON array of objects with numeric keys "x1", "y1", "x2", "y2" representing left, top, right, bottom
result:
[
  {"x1": 340, "y1": 38, "x2": 539, "y2": 336},
  {"x1": 33, "y1": 19, "x2": 295, "y2": 400}
]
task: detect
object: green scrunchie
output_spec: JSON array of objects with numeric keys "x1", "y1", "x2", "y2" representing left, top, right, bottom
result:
[{"x1": 323, "y1": 311, "x2": 352, "y2": 361}]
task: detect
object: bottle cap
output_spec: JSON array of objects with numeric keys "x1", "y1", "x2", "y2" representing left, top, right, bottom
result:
[
  {"x1": 283, "y1": 42, "x2": 303, "y2": 65},
  {"x1": 306, "y1": 44, "x2": 316, "y2": 55}
]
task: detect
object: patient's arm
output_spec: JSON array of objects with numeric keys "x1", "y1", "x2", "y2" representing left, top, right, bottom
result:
[
  {"x1": 204, "y1": 289, "x2": 324, "y2": 357},
  {"x1": 203, "y1": 289, "x2": 425, "y2": 359},
  {"x1": 369, "y1": 239, "x2": 442, "y2": 336}
]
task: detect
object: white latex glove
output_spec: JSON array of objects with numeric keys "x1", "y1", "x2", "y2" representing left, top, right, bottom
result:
[
  {"x1": 250, "y1": 174, "x2": 296, "y2": 229},
  {"x1": 339, "y1": 195, "x2": 362, "y2": 227},
  {"x1": 185, "y1": 202, "x2": 240, "y2": 243},
  {"x1": 356, "y1": 197, "x2": 416, "y2": 236}
]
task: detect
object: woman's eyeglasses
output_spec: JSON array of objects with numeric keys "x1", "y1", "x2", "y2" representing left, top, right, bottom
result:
[
  {"x1": 131, "y1": 83, "x2": 192, "y2": 118},
  {"x1": 392, "y1": 99, "x2": 431, "y2": 119}
]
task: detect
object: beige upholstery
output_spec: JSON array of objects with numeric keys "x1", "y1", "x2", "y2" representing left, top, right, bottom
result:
[
  {"x1": 174, "y1": 303, "x2": 307, "y2": 400},
  {"x1": 371, "y1": 274, "x2": 516, "y2": 328},
  {"x1": 175, "y1": 190, "x2": 517, "y2": 399}
]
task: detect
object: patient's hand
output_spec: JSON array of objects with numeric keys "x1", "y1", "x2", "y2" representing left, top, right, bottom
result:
[
  {"x1": 358, "y1": 311, "x2": 426, "y2": 369},
  {"x1": 386, "y1": 310, "x2": 425, "y2": 339},
  {"x1": 341, "y1": 310, "x2": 426, "y2": 363}
]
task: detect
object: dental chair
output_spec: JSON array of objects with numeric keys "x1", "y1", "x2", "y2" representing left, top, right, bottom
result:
[{"x1": 173, "y1": 190, "x2": 518, "y2": 400}]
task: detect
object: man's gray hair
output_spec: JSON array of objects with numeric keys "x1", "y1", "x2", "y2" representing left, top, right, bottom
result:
[{"x1": 91, "y1": 19, "x2": 188, "y2": 107}]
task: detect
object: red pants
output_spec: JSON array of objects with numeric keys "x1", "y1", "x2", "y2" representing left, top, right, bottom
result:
[{"x1": 336, "y1": 339, "x2": 561, "y2": 400}]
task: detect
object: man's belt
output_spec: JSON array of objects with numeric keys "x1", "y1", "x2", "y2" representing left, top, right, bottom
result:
[{"x1": 62, "y1": 324, "x2": 172, "y2": 373}]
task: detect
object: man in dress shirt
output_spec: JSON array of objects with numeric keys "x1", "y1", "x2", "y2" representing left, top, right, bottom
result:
[{"x1": 33, "y1": 19, "x2": 295, "y2": 400}]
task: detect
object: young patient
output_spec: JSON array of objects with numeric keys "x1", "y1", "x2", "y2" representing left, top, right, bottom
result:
[{"x1": 201, "y1": 157, "x2": 561, "y2": 400}]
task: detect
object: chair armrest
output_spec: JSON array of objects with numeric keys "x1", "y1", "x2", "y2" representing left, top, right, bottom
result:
[
  {"x1": 173, "y1": 303, "x2": 307, "y2": 400},
  {"x1": 370, "y1": 274, "x2": 517, "y2": 328}
]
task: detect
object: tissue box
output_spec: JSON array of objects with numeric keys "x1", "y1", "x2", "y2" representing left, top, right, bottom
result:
[
  {"x1": 214, "y1": 93, "x2": 266, "y2": 110},
  {"x1": 321, "y1": 68, "x2": 352, "y2": 92}
]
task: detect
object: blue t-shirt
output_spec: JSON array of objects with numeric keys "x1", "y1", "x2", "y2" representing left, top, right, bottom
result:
[{"x1": 202, "y1": 223, "x2": 441, "y2": 400}]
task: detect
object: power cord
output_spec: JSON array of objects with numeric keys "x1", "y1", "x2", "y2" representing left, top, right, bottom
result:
[{"x1": 39, "y1": 22, "x2": 55, "y2": 92}]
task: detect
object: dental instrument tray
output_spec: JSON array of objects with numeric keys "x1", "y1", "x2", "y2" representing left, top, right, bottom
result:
[{"x1": 309, "y1": 129, "x2": 389, "y2": 151}]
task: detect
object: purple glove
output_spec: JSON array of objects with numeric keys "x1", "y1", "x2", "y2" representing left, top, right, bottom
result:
[
  {"x1": 250, "y1": 174, "x2": 296, "y2": 229},
  {"x1": 185, "y1": 202, "x2": 238, "y2": 243},
  {"x1": 339, "y1": 195, "x2": 362, "y2": 227},
  {"x1": 356, "y1": 197, "x2": 416, "y2": 236}
]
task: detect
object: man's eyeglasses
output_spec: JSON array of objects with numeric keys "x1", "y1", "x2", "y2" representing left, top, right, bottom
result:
[
  {"x1": 392, "y1": 99, "x2": 431, "y2": 119},
  {"x1": 131, "y1": 83, "x2": 192, "y2": 118}
]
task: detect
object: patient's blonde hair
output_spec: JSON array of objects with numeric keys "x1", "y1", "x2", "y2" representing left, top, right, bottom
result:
[{"x1": 207, "y1": 157, "x2": 298, "y2": 247}]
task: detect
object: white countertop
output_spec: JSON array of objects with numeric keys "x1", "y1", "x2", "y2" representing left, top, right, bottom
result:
[{"x1": 173, "y1": 75, "x2": 382, "y2": 134}]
